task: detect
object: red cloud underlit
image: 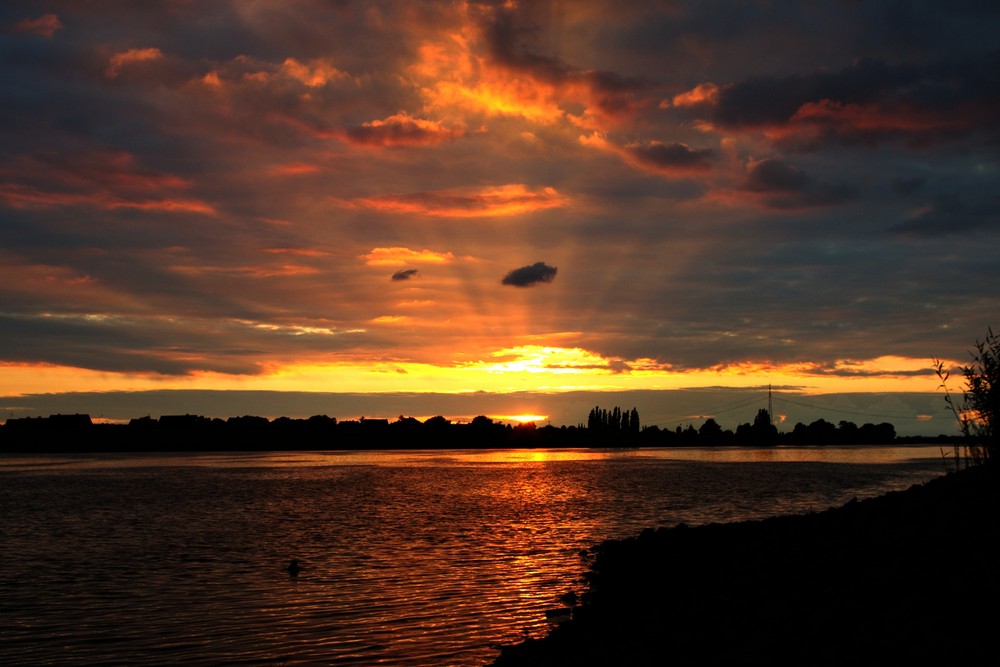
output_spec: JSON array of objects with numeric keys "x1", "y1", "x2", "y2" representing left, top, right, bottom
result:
[
  {"x1": 267, "y1": 163, "x2": 323, "y2": 176},
  {"x1": 343, "y1": 113, "x2": 465, "y2": 147},
  {"x1": 1, "y1": 151, "x2": 192, "y2": 194},
  {"x1": 0, "y1": 150, "x2": 217, "y2": 214},
  {"x1": 0, "y1": 184, "x2": 216, "y2": 215},
  {"x1": 337, "y1": 184, "x2": 569, "y2": 218},
  {"x1": 13, "y1": 13, "x2": 63, "y2": 37},
  {"x1": 106, "y1": 48, "x2": 164, "y2": 78},
  {"x1": 776, "y1": 99, "x2": 972, "y2": 144}
]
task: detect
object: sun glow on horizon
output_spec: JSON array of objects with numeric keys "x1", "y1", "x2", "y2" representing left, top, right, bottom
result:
[
  {"x1": 0, "y1": 346, "x2": 945, "y2": 401},
  {"x1": 497, "y1": 414, "x2": 548, "y2": 424}
]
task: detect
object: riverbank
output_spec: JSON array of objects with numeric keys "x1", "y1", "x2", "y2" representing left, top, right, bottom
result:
[{"x1": 492, "y1": 464, "x2": 998, "y2": 666}]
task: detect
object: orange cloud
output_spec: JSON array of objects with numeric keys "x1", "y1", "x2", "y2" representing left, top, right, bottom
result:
[
  {"x1": 13, "y1": 13, "x2": 63, "y2": 37},
  {"x1": 371, "y1": 315, "x2": 411, "y2": 325},
  {"x1": 339, "y1": 184, "x2": 569, "y2": 218},
  {"x1": 190, "y1": 54, "x2": 354, "y2": 99},
  {"x1": 106, "y1": 47, "x2": 164, "y2": 78},
  {"x1": 666, "y1": 82, "x2": 720, "y2": 109},
  {"x1": 344, "y1": 112, "x2": 465, "y2": 147},
  {"x1": 361, "y1": 247, "x2": 456, "y2": 266},
  {"x1": 279, "y1": 57, "x2": 350, "y2": 87},
  {"x1": 425, "y1": 74, "x2": 567, "y2": 125},
  {"x1": 407, "y1": 9, "x2": 642, "y2": 132}
]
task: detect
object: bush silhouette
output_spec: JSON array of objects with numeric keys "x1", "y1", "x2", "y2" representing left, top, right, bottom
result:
[{"x1": 936, "y1": 327, "x2": 999, "y2": 464}]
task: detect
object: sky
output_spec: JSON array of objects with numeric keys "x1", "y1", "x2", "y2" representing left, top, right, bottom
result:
[{"x1": 2, "y1": 1, "x2": 999, "y2": 434}]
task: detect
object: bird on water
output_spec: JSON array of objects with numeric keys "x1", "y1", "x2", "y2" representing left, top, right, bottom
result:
[{"x1": 287, "y1": 559, "x2": 300, "y2": 577}]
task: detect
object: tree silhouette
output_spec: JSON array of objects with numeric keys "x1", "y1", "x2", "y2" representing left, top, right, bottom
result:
[
  {"x1": 936, "y1": 326, "x2": 999, "y2": 463},
  {"x1": 698, "y1": 418, "x2": 725, "y2": 445},
  {"x1": 587, "y1": 405, "x2": 641, "y2": 442}
]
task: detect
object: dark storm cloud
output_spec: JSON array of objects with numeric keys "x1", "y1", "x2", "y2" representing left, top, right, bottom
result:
[
  {"x1": 0, "y1": 312, "x2": 258, "y2": 375},
  {"x1": 625, "y1": 142, "x2": 713, "y2": 173},
  {"x1": 501, "y1": 262, "x2": 557, "y2": 287},
  {"x1": 710, "y1": 52, "x2": 1000, "y2": 147},
  {"x1": 892, "y1": 177, "x2": 926, "y2": 196},
  {"x1": 477, "y1": 1, "x2": 648, "y2": 117},
  {"x1": 391, "y1": 269, "x2": 419, "y2": 281},
  {"x1": 745, "y1": 159, "x2": 809, "y2": 192},
  {"x1": 712, "y1": 58, "x2": 902, "y2": 128},
  {"x1": 744, "y1": 159, "x2": 856, "y2": 209},
  {"x1": 0, "y1": 308, "x2": 375, "y2": 376}
]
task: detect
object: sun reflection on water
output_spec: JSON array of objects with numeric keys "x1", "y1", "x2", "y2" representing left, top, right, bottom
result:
[{"x1": 0, "y1": 447, "x2": 945, "y2": 665}]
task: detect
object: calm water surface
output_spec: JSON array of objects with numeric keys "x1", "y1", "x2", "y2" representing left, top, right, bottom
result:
[{"x1": 0, "y1": 446, "x2": 946, "y2": 666}]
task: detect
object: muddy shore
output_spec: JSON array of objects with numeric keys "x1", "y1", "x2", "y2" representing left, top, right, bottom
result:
[{"x1": 493, "y1": 464, "x2": 998, "y2": 666}]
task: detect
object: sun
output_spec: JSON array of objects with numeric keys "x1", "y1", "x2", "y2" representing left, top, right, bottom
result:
[{"x1": 498, "y1": 414, "x2": 548, "y2": 424}]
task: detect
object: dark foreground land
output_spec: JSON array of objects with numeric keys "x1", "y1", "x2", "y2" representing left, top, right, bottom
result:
[{"x1": 493, "y1": 464, "x2": 999, "y2": 666}]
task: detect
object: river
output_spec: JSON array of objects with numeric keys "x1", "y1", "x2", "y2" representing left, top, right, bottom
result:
[{"x1": 0, "y1": 446, "x2": 947, "y2": 665}]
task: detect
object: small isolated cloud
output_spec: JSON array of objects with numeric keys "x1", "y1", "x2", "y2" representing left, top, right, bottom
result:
[
  {"x1": 501, "y1": 262, "x2": 557, "y2": 287},
  {"x1": 345, "y1": 112, "x2": 465, "y2": 147},
  {"x1": 106, "y1": 47, "x2": 164, "y2": 78},
  {"x1": 13, "y1": 13, "x2": 63, "y2": 37},
  {"x1": 391, "y1": 269, "x2": 419, "y2": 281}
]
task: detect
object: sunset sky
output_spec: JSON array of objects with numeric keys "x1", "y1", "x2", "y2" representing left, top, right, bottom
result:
[{"x1": 2, "y1": 1, "x2": 998, "y2": 433}]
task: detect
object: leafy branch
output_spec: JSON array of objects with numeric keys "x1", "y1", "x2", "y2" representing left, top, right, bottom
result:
[{"x1": 934, "y1": 326, "x2": 998, "y2": 467}]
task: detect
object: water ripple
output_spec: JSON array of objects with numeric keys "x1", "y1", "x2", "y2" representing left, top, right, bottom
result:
[{"x1": 0, "y1": 448, "x2": 943, "y2": 665}]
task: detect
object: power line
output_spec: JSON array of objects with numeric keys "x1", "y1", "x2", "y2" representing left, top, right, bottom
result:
[
  {"x1": 652, "y1": 394, "x2": 766, "y2": 427},
  {"x1": 772, "y1": 395, "x2": 926, "y2": 422}
]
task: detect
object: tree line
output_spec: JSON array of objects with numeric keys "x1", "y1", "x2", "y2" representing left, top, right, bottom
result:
[{"x1": 0, "y1": 406, "x2": 944, "y2": 453}]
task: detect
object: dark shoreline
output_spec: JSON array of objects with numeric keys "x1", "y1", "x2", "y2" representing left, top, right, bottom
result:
[
  {"x1": 492, "y1": 464, "x2": 999, "y2": 666},
  {"x1": 0, "y1": 412, "x2": 970, "y2": 452}
]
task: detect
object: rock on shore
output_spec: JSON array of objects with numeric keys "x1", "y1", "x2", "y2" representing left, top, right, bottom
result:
[{"x1": 493, "y1": 465, "x2": 999, "y2": 666}]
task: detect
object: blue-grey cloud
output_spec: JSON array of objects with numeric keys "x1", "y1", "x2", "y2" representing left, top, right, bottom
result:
[
  {"x1": 746, "y1": 159, "x2": 809, "y2": 192},
  {"x1": 744, "y1": 159, "x2": 856, "y2": 209}
]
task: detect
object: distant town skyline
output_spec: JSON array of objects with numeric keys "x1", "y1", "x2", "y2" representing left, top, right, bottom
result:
[{"x1": 2, "y1": 3, "x2": 998, "y2": 424}]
